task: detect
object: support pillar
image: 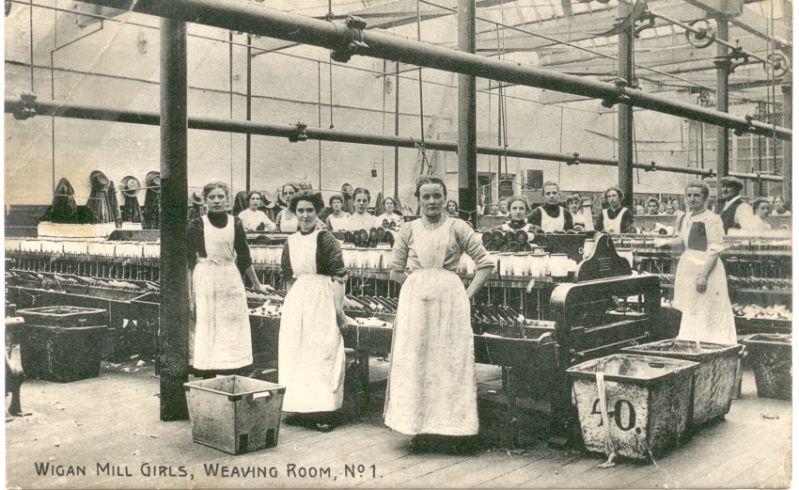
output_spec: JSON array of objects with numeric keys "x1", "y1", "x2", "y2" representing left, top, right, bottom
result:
[
  {"x1": 714, "y1": 17, "x2": 731, "y2": 188},
  {"x1": 158, "y1": 18, "x2": 190, "y2": 421},
  {"x1": 394, "y1": 63, "x2": 400, "y2": 200},
  {"x1": 245, "y1": 35, "x2": 252, "y2": 193},
  {"x1": 617, "y1": 0, "x2": 634, "y2": 207},
  {"x1": 781, "y1": 79, "x2": 791, "y2": 203},
  {"x1": 458, "y1": 0, "x2": 477, "y2": 226}
]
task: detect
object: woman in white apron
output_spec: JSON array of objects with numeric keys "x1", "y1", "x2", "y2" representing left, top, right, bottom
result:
[
  {"x1": 275, "y1": 183, "x2": 300, "y2": 232},
  {"x1": 566, "y1": 193, "x2": 595, "y2": 231},
  {"x1": 279, "y1": 190, "x2": 349, "y2": 432},
  {"x1": 324, "y1": 194, "x2": 350, "y2": 231},
  {"x1": 385, "y1": 176, "x2": 495, "y2": 452},
  {"x1": 655, "y1": 181, "x2": 736, "y2": 345},
  {"x1": 596, "y1": 186, "x2": 634, "y2": 234},
  {"x1": 187, "y1": 182, "x2": 272, "y2": 376},
  {"x1": 375, "y1": 196, "x2": 404, "y2": 230},
  {"x1": 527, "y1": 181, "x2": 574, "y2": 232},
  {"x1": 497, "y1": 195, "x2": 535, "y2": 240},
  {"x1": 346, "y1": 187, "x2": 379, "y2": 231}
]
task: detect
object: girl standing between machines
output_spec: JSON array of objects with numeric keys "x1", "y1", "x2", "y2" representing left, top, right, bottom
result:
[
  {"x1": 187, "y1": 181, "x2": 272, "y2": 378},
  {"x1": 279, "y1": 190, "x2": 350, "y2": 432},
  {"x1": 655, "y1": 181, "x2": 736, "y2": 345},
  {"x1": 384, "y1": 176, "x2": 495, "y2": 452}
]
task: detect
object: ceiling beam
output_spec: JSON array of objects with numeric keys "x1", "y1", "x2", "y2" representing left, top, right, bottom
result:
[
  {"x1": 473, "y1": 0, "x2": 707, "y2": 53},
  {"x1": 252, "y1": 0, "x2": 509, "y2": 57},
  {"x1": 680, "y1": 0, "x2": 790, "y2": 46}
]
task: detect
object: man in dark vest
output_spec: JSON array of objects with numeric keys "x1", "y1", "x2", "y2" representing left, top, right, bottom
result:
[{"x1": 714, "y1": 176, "x2": 754, "y2": 232}]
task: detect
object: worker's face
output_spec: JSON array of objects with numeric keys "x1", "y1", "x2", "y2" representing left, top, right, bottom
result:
[
  {"x1": 331, "y1": 199, "x2": 343, "y2": 212},
  {"x1": 720, "y1": 184, "x2": 738, "y2": 200},
  {"x1": 249, "y1": 193, "x2": 261, "y2": 210},
  {"x1": 206, "y1": 187, "x2": 229, "y2": 213},
  {"x1": 446, "y1": 201, "x2": 458, "y2": 214},
  {"x1": 354, "y1": 193, "x2": 370, "y2": 213},
  {"x1": 283, "y1": 186, "x2": 296, "y2": 203},
  {"x1": 543, "y1": 185, "x2": 560, "y2": 205},
  {"x1": 342, "y1": 184, "x2": 353, "y2": 195},
  {"x1": 647, "y1": 201, "x2": 659, "y2": 214},
  {"x1": 755, "y1": 203, "x2": 771, "y2": 219},
  {"x1": 671, "y1": 199, "x2": 680, "y2": 211},
  {"x1": 383, "y1": 199, "x2": 395, "y2": 213},
  {"x1": 508, "y1": 200, "x2": 527, "y2": 221},
  {"x1": 685, "y1": 187, "x2": 706, "y2": 213},
  {"x1": 606, "y1": 190, "x2": 621, "y2": 209},
  {"x1": 773, "y1": 197, "x2": 785, "y2": 212},
  {"x1": 567, "y1": 200, "x2": 579, "y2": 214},
  {"x1": 295, "y1": 200, "x2": 317, "y2": 232},
  {"x1": 418, "y1": 183, "x2": 445, "y2": 219},
  {"x1": 499, "y1": 201, "x2": 508, "y2": 213}
]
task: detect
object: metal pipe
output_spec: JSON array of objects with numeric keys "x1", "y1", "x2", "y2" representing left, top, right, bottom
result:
[
  {"x1": 245, "y1": 34, "x2": 252, "y2": 193},
  {"x1": 9, "y1": 96, "x2": 755, "y2": 178},
  {"x1": 73, "y1": 0, "x2": 791, "y2": 140},
  {"x1": 617, "y1": 1, "x2": 634, "y2": 208},
  {"x1": 394, "y1": 63, "x2": 400, "y2": 200},
  {"x1": 458, "y1": 0, "x2": 477, "y2": 226},
  {"x1": 714, "y1": 17, "x2": 731, "y2": 183},
  {"x1": 781, "y1": 79, "x2": 792, "y2": 202},
  {"x1": 158, "y1": 18, "x2": 189, "y2": 422}
]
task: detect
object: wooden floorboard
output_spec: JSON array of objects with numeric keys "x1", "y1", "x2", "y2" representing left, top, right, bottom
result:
[{"x1": 6, "y1": 361, "x2": 791, "y2": 489}]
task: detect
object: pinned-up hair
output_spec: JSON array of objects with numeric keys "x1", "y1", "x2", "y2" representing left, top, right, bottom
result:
[
  {"x1": 684, "y1": 180, "x2": 710, "y2": 199},
  {"x1": 202, "y1": 181, "x2": 231, "y2": 200},
  {"x1": 506, "y1": 195, "x2": 530, "y2": 212},
  {"x1": 352, "y1": 187, "x2": 371, "y2": 201},
  {"x1": 414, "y1": 176, "x2": 447, "y2": 198},
  {"x1": 289, "y1": 190, "x2": 325, "y2": 213}
]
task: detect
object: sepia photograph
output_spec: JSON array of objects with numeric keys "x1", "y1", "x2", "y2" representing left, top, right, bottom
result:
[{"x1": 2, "y1": 0, "x2": 793, "y2": 487}]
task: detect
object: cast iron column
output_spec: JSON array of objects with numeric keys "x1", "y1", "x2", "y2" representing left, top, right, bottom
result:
[
  {"x1": 617, "y1": 0, "x2": 634, "y2": 207},
  {"x1": 245, "y1": 35, "x2": 252, "y2": 192},
  {"x1": 159, "y1": 18, "x2": 190, "y2": 421},
  {"x1": 781, "y1": 78, "x2": 791, "y2": 203},
  {"x1": 714, "y1": 17, "x2": 731, "y2": 184},
  {"x1": 458, "y1": 0, "x2": 477, "y2": 226}
]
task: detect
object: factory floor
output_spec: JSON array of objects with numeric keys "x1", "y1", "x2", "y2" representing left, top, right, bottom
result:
[{"x1": 6, "y1": 358, "x2": 792, "y2": 489}]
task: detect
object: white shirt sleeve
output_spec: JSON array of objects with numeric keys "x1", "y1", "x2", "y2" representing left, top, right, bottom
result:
[{"x1": 736, "y1": 202, "x2": 757, "y2": 230}]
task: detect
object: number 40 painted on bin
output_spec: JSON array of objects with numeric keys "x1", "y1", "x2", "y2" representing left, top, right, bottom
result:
[{"x1": 591, "y1": 399, "x2": 637, "y2": 431}]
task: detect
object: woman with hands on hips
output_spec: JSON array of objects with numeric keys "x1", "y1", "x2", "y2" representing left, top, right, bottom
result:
[
  {"x1": 279, "y1": 190, "x2": 350, "y2": 432},
  {"x1": 384, "y1": 176, "x2": 495, "y2": 453},
  {"x1": 187, "y1": 182, "x2": 273, "y2": 378},
  {"x1": 654, "y1": 181, "x2": 736, "y2": 345}
]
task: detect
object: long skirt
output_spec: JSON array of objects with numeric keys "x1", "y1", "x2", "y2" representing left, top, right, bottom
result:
[
  {"x1": 384, "y1": 269, "x2": 478, "y2": 436},
  {"x1": 190, "y1": 261, "x2": 253, "y2": 370},
  {"x1": 673, "y1": 249, "x2": 737, "y2": 345},
  {"x1": 279, "y1": 274, "x2": 345, "y2": 413}
]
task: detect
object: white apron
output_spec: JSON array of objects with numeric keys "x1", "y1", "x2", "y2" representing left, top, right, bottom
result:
[
  {"x1": 190, "y1": 215, "x2": 253, "y2": 370},
  {"x1": 278, "y1": 210, "x2": 299, "y2": 232},
  {"x1": 602, "y1": 207, "x2": 628, "y2": 234},
  {"x1": 279, "y1": 229, "x2": 346, "y2": 412},
  {"x1": 384, "y1": 219, "x2": 478, "y2": 436},
  {"x1": 540, "y1": 207, "x2": 565, "y2": 233},
  {"x1": 327, "y1": 212, "x2": 350, "y2": 231},
  {"x1": 673, "y1": 216, "x2": 737, "y2": 345}
]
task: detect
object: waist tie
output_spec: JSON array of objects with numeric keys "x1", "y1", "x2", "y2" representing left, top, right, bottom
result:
[{"x1": 197, "y1": 257, "x2": 235, "y2": 266}]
